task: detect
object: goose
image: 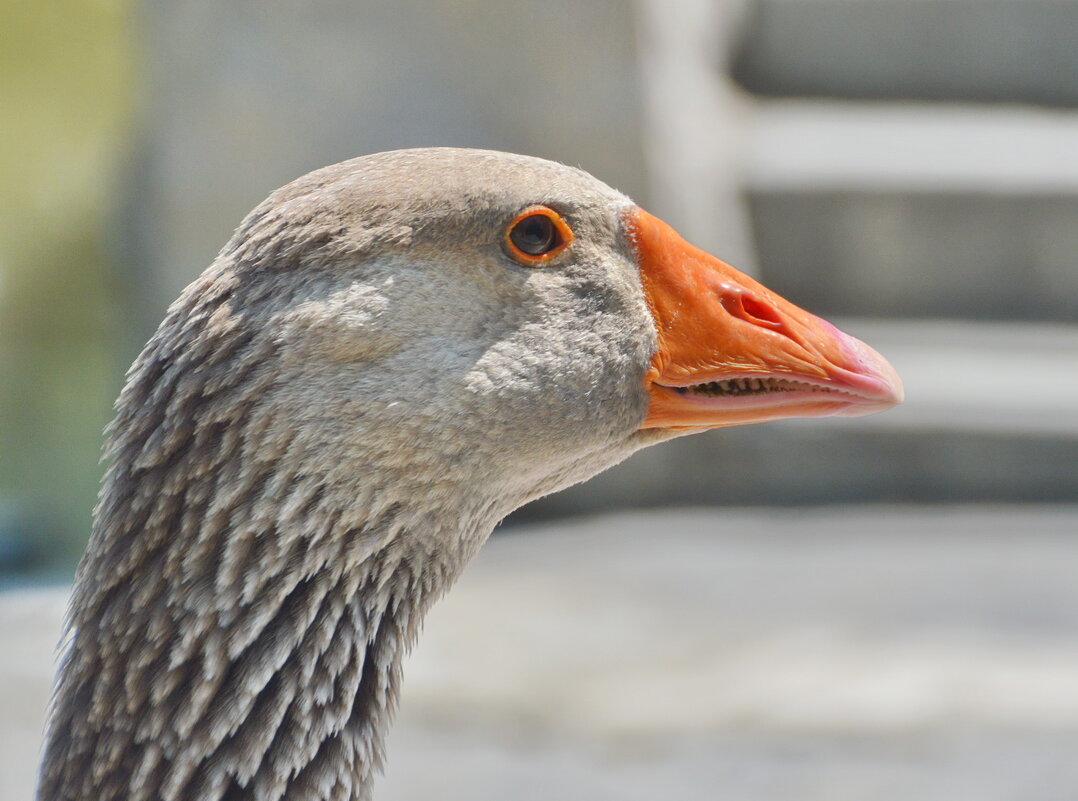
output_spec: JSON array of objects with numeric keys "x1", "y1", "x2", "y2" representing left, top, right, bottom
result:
[{"x1": 37, "y1": 147, "x2": 902, "y2": 801}]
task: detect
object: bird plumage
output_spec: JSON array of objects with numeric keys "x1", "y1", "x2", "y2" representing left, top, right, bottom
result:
[{"x1": 38, "y1": 148, "x2": 900, "y2": 801}]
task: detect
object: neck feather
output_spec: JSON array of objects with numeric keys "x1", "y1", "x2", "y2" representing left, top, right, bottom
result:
[
  {"x1": 39, "y1": 494, "x2": 468, "y2": 801},
  {"x1": 38, "y1": 286, "x2": 488, "y2": 801},
  {"x1": 40, "y1": 505, "x2": 465, "y2": 801}
]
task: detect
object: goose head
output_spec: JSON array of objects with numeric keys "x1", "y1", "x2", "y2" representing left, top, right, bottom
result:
[
  {"x1": 38, "y1": 148, "x2": 901, "y2": 801},
  {"x1": 165, "y1": 148, "x2": 898, "y2": 517}
]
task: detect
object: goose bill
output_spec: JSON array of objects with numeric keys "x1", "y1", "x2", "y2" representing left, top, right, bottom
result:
[{"x1": 624, "y1": 207, "x2": 903, "y2": 431}]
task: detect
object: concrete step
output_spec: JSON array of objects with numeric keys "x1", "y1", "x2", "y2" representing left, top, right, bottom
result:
[
  {"x1": 515, "y1": 319, "x2": 1078, "y2": 519},
  {"x1": 745, "y1": 102, "x2": 1078, "y2": 194},
  {"x1": 730, "y1": 0, "x2": 1078, "y2": 107},
  {"x1": 740, "y1": 102, "x2": 1078, "y2": 322}
]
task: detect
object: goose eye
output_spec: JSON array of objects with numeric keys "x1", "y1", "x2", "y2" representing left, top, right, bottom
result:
[
  {"x1": 512, "y1": 215, "x2": 556, "y2": 254},
  {"x1": 505, "y1": 206, "x2": 574, "y2": 264}
]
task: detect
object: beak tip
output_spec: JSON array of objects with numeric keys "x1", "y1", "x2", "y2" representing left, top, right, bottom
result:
[
  {"x1": 885, "y1": 367, "x2": 905, "y2": 406},
  {"x1": 832, "y1": 327, "x2": 904, "y2": 411}
]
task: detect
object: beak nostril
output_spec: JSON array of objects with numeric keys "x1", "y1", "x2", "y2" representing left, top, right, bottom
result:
[
  {"x1": 721, "y1": 292, "x2": 785, "y2": 330},
  {"x1": 741, "y1": 295, "x2": 784, "y2": 327}
]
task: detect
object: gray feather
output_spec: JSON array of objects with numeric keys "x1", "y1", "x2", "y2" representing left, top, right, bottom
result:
[{"x1": 38, "y1": 148, "x2": 665, "y2": 801}]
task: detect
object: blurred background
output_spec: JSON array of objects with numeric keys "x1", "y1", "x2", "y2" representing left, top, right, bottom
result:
[{"x1": 1, "y1": 0, "x2": 1076, "y2": 799}]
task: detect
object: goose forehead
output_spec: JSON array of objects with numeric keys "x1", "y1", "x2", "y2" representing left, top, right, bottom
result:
[{"x1": 265, "y1": 147, "x2": 632, "y2": 226}]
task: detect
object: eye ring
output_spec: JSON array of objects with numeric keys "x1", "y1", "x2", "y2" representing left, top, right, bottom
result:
[{"x1": 504, "y1": 206, "x2": 574, "y2": 265}]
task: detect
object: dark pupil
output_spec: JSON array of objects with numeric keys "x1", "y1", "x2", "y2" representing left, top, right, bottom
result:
[{"x1": 511, "y1": 214, "x2": 557, "y2": 255}]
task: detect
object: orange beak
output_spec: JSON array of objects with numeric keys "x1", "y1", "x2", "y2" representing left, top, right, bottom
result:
[{"x1": 625, "y1": 207, "x2": 903, "y2": 430}]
